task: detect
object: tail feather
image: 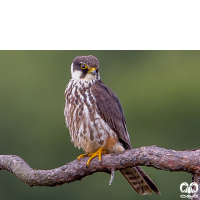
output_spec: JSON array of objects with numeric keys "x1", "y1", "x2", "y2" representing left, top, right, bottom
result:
[
  {"x1": 120, "y1": 167, "x2": 160, "y2": 195},
  {"x1": 135, "y1": 166, "x2": 160, "y2": 195}
]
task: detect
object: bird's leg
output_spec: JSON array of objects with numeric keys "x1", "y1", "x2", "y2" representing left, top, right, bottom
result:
[
  {"x1": 77, "y1": 153, "x2": 89, "y2": 161},
  {"x1": 86, "y1": 147, "x2": 107, "y2": 166}
]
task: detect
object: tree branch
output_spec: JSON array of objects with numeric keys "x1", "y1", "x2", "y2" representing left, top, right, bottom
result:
[{"x1": 1, "y1": 146, "x2": 200, "y2": 188}]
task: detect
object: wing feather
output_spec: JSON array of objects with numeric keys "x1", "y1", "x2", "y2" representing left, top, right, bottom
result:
[{"x1": 91, "y1": 80, "x2": 131, "y2": 149}]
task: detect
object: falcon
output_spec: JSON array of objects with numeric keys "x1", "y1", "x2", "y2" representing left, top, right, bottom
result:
[{"x1": 64, "y1": 55, "x2": 160, "y2": 195}]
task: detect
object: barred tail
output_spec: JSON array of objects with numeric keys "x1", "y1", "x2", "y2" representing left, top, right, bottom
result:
[{"x1": 120, "y1": 166, "x2": 160, "y2": 195}]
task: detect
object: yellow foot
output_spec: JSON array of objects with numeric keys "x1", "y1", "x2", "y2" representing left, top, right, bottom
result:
[
  {"x1": 77, "y1": 153, "x2": 88, "y2": 161},
  {"x1": 86, "y1": 147, "x2": 107, "y2": 166}
]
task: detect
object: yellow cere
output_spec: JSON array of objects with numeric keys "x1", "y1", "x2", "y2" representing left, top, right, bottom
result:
[{"x1": 88, "y1": 67, "x2": 96, "y2": 72}]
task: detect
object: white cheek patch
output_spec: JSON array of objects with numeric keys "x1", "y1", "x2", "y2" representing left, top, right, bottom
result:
[
  {"x1": 82, "y1": 73, "x2": 96, "y2": 81},
  {"x1": 71, "y1": 63, "x2": 74, "y2": 76},
  {"x1": 72, "y1": 70, "x2": 82, "y2": 80},
  {"x1": 71, "y1": 63, "x2": 82, "y2": 80},
  {"x1": 72, "y1": 71, "x2": 96, "y2": 81}
]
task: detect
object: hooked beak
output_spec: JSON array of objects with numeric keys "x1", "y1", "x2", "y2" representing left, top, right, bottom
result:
[{"x1": 88, "y1": 67, "x2": 96, "y2": 75}]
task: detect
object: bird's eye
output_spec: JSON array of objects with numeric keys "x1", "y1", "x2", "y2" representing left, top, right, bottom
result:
[{"x1": 81, "y1": 64, "x2": 87, "y2": 69}]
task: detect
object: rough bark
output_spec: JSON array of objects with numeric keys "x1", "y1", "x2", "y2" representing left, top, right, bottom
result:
[{"x1": 0, "y1": 145, "x2": 200, "y2": 190}]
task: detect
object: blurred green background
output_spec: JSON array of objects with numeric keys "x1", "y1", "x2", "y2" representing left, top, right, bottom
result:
[{"x1": 0, "y1": 51, "x2": 200, "y2": 200}]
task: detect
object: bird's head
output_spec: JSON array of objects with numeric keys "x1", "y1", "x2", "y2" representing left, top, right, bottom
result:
[{"x1": 71, "y1": 55, "x2": 100, "y2": 81}]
